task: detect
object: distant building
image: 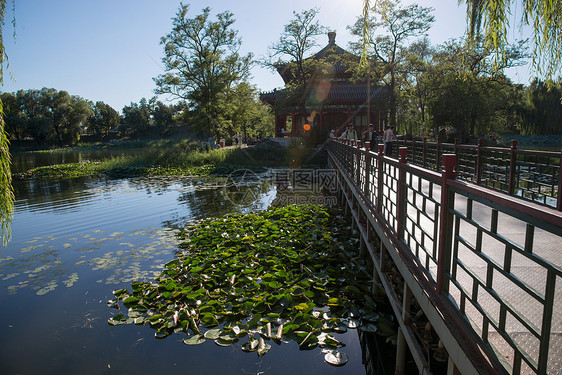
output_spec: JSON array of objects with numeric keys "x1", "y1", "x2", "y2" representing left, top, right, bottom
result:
[{"x1": 260, "y1": 32, "x2": 388, "y2": 138}]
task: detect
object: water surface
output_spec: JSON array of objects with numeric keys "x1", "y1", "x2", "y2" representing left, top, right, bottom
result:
[{"x1": 0, "y1": 173, "x2": 366, "y2": 374}]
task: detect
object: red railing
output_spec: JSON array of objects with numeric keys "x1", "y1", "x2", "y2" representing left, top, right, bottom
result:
[
  {"x1": 328, "y1": 138, "x2": 562, "y2": 374},
  {"x1": 387, "y1": 138, "x2": 562, "y2": 210}
]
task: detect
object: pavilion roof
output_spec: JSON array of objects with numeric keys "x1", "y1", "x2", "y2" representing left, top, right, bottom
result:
[
  {"x1": 260, "y1": 82, "x2": 387, "y2": 105},
  {"x1": 276, "y1": 32, "x2": 358, "y2": 84}
]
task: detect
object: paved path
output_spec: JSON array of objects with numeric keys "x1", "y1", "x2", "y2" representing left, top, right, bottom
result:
[{"x1": 405, "y1": 176, "x2": 561, "y2": 374}]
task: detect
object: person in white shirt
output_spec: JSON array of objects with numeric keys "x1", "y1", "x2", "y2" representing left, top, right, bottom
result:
[
  {"x1": 384, "y1": 125, "x2": 396, "y2": 155},
  {"x1": 339, "y1": 124, "x2": 358, "y2": 142}
]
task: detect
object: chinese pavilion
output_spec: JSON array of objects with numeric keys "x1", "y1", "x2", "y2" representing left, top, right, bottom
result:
[{"x1": 260, "y1": 32, "x2": 388, "y2": 138}]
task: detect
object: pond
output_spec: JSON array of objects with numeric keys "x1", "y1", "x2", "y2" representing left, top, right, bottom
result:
[{"x1": 0, "y1": 159, "x2": 370, "y2": 374}]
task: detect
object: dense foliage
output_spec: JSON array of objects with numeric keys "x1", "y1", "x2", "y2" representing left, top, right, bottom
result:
[
  {"x1": 351, "y1": 0, "x2": 561, "y2": 138},
  {"x1": 2, "y1": 88, "x2": 273, "y2": 146},
  {"x1": 108, "y1": 205, "x2": 394, "y2": 364}
]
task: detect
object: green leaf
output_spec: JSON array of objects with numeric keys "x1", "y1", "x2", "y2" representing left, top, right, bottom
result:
[
  {"x1": 204, "y1": 328, "x2": 222, "y2": 340},
  {"x1": 123, "y1": 296, "x2": 140, "y2": 308},
  {"x1": 183, "y1": 334, "x2": 205, "y2": 345}
]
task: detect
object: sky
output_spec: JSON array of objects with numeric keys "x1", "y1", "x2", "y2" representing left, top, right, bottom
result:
[{"x1": 0, "y1": 0, "x2": 533, "y2": 112}]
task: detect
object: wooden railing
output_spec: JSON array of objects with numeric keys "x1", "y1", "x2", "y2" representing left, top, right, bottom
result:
[
  {"x1": 328, "y1": 138, "x2": 562, "y2": 374},
  {"x1": 381, "y1": 138, "x2": 562, "y2": 210}
]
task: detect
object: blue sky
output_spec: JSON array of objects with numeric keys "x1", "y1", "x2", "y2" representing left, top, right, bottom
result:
[{"x1": 1, "y1": 0, "x2": 532, "y2": 112}]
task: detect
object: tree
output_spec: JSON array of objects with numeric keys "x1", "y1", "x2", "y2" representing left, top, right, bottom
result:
[
  {"x1": 1, "y1": 0, "x2": 15, "y2": 244},
  {"x1": 150, "y1": 99, "x2": 176, "y2": 134},
  {"x1": 266, "y1": 8, "x2": 327, "y2": 116},
  {"x1": 461, "y1": 0, "x2": 562, "y2": 78},
  {"x1": 268, "y1": 8, "x2": 326, "y2": 88},
  {"x1": 227, "y1": 82, "x2": 273, "y2": 139},
  {"x1": 1, "y1": 91, "x2": 28, "y2": 141},
  {"x1": 426, "y1": 39, "x2": 526, "y2": 138},
  {"x1": 89, "y1": 101, "x2": 120, "y2": 139},
  {"x1": 122, "y1": 98, "x2": 151, "y2": 136},
  {"x1": 154, "y1": 4, "x2": 253, "y2": 138},
  {"x1": 350, "y1": 0, "x2": 434, "y2": 128},
  {"x1": 35, "y1": 88, "x2": 91, "y2": 145},
  {"x1": 398, "y1": 38, "x2": 434, "y2": 136},
  {"x1": 520, "y1": 79, "x2": 562, "y2": 135}
]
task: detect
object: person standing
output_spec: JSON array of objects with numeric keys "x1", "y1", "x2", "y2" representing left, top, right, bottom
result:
[
  {"x1": 384, "y1": 125, "x2": 396, "y2": 156},
  {"x1": 363, "y1": 124, "x2": 378, "y2": 151},
  {"x1": 339, "y1": 124, "x2": 358, "y2": 142}
]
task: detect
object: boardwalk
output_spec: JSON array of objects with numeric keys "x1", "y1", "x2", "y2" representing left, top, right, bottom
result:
[{"x1": 328, "y1": 139, "x2": 562, "y2": 375}]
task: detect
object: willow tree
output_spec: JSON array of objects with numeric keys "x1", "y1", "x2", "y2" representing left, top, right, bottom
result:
[
  {"x1": 0, "y1": 0, "x2": 14, "y2": 245},
  {"x1": 461, "y1": 0, "x2": 562, "y2": 78}
]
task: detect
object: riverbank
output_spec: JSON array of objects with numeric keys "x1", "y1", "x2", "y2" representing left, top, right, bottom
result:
[{"x1": 12, "y1": 138, "x2": 321, "y2": 180}]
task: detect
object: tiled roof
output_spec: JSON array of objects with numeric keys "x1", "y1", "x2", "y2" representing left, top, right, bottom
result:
[
  {"x1": 276, "y1": 32, "x2": 358, "y2": 83},
  {"x1": 260, "y1": 83, "x2": 388, "y2": 105}
]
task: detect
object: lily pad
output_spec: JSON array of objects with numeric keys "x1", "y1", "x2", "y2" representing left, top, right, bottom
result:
[
  {"x1": 204, "y1": 328, "x2": 222, "y2": 340},
  {"x1": 182, "y1": 334, "x2": 205, "y2": 346},
  {"x1": 107, "y1": 205, "x2": 395, "y2": 365},
  {"x1": 324, "y1": 349, "x2": 349, "y2": 366}
]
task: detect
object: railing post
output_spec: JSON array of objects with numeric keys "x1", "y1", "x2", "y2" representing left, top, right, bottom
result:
[
  {"x1": 356, "y1": 141, "x2": 361, "y2": 187},
  {"x1": 349, "y1": 141, "x2": 354, "y2": 178},
  {"x1": 397, "y1": 147, "x2": 408, "y2": 239},
  {"x1": 437, "y1": 154, "x2": 457, "y2": 294},
  {"x1": 454, "y1": 138, "x2": 460, "y2": 172},
  {"x1": 377, "y1": 144, "x2": 385, "y2": 211},
  {"x1": 364, "y1": 142, "x2": 371, "y2": 197},
  {"x1": 476, "y1": 139, "x2": 483, "y2": 184},
  {"x1": 508, "y1": 140, "x2": 518, "y2": 196},
  {"x1": 423, "y1": 137, "x2": 427, "y2": 168},
  {"x1": 436, "y1": 137, "x2": 442, "y2": 171},
  {"x1": 412, "y1": 137, "x2": 416, "y2": 165},
  {"x1": 557, "y1": 149, "x2": 562, "y2": 211}
]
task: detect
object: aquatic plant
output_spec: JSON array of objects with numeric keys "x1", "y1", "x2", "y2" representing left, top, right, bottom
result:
[
  {"x1": 107, "y1": 205, "x2": 396, "y2": 366},
  {"x1": 14, "y1": 142, "x2": 291, "y2": 180}
]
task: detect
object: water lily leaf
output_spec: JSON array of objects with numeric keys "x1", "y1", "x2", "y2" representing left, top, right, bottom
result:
[
  {"x1": 268, "y1": 281, "x2": 282, "y2": 289},
  {"x1": 324, "y1": 350, "x2": 349, "y2": 366},
  {"x1": 247, "y1": 314, "x2": 261, "y2": 328},
  {"x1": 107, "y1": 314, "x2": 125, "y2": 326},
  {"x1": 204, "y1": 328, "x2": 222, "y2": 340},
  {"x1": 155, "y1": 329, "x2": 171, "y2": 339},
  {"x1": 123, "y1": 296, "x2": 140, "y2": 308},
  {"x1": 183, "y1": 334, "x2": 205, "y2": 345},
  {"x1": 215, "y1": 337, "x2": 235, "y2": 346},
  {"x1": 303, "y1": 290, "x2": 315, "y2": 298},
  {"x1": 359, "y1": 322, "x2": 377, "y2": 333},
  {"x1": 218, "y1": 332, "x2": 238, "y2": 342},
  {"x1": 241, "y1": 336, "x2": 259, "y2": 352},
  {"x1": 113, "y1": 288, "x2": 129, "y2": 297},
  {"x1": 294, "y1": 302, "x2": 309, "y2": 311},
  {"x1": 200, "y1": 314, "x2": 219, "y2": 328},
  {"x1": 327, "y1": 298, "x2": 340, "y2": 306}
]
